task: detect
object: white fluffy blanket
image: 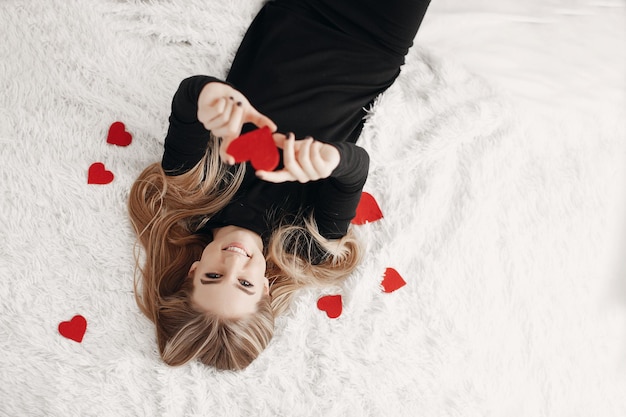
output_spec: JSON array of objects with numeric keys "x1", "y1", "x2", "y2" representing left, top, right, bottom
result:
[{"x1": 1, "y1": 0, "x2": 625, "y2": 416}]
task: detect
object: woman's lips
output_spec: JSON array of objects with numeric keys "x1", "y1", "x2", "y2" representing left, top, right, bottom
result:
[{"x1": 222, "y1": 242, "x2": 250, "y2": 257}]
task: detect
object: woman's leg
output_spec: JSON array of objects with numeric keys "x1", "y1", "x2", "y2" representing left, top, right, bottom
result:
[{"x1": 303, "y1": 0, "x2": 431, "y2": 57}]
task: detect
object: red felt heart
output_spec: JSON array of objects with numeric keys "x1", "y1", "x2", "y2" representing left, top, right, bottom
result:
[
  {"x1": 226, "y1": 126, "x2": 279, "y2": 171},
  {"x1": 106, "y1": 121, "x2": 132, "y2": 146},
  {"x1": 381, "y1": 268, "x2": 406, "y2": 293},
  {"x1": 351, "y1": 191, "x2": 384, "y2": 225},
  {"x1": 317, "y1": 294, "x2": 343, "y2": 319},
  {"x1": 58, "y1": 315, "x2": 87, "y2": 343},
  {"x1": 88, "y1": 162, "x2": 114, "y2": 184}
]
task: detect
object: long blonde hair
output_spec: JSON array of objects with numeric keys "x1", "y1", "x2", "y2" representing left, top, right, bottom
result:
[{"x1": 128, "y1": 138, "x2": 362, "y2": 370}]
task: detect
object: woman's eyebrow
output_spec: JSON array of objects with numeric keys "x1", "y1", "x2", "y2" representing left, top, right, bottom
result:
[
  {"x1": 234, "y1": 282, "x2": 255, "y2": 296},
  {"x1": 200, "y1": 277, "x2": 255, "y2": 296}
]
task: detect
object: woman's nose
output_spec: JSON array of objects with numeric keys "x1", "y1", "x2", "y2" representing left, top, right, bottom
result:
[{"x1": 222, "y1": 252, "x2": 247, "y2": 271}]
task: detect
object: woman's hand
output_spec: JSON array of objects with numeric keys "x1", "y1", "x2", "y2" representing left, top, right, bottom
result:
[
  {"x1": 256, "y1": 133, "x2": 340, "y2": 183},
  {"x1": 197, "y1": 82, "x2": 277, "y2": 164}
]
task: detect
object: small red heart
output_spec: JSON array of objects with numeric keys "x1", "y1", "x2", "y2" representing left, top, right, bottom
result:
[
  {"x1": 88, "y1": 162, "x2": 114, "y2": 184},
  {"x1": 317, "y1": 294, "x2": 343, "y2": 319},
  {"x1": 106, "y1": 121, "x2": 132, "y2": 146},
  {"x1": 351, "y1": 191, "x2": 384, "y2": 225},
  {"x1": 226, "y1": 126, "x2": 279, "y2": 171},
  {"x1": 381, "y1": 268, "x2": 406, "y2": 293},
  {"x1": 58, "y1": 315, "x2": 87, "y2": 343}
]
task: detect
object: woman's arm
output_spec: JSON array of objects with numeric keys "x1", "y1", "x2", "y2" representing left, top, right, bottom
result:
[
  {"x1": 162, "y1": 76, "x2": 276, "y2": 175},
  {"x1": 257, "y1": 134, "x2": 369, "y2": 238},
  {"x1": 310, "y1": 141, "x2": 370, "y2": 239}
]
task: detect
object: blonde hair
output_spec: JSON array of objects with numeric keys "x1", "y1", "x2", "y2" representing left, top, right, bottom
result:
[{"x1": 128, "y1": 138, "x2": 362, "y2": 370}]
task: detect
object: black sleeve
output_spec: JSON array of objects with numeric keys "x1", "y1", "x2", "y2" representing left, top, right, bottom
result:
[
  {"x1": 161, "y1": 75, "x2": 227, "y2": 175},
  {"x1": 311, "y1": 142, "x2": 370, "y2": 239}
]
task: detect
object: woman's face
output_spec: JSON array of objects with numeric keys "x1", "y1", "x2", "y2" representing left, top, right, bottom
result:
[{"x1": 189, "y1": 225, "x2": 268, "y2": 318}]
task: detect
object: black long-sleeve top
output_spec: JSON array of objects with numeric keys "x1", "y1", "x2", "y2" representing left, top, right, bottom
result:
[
  {"x1": 161, "y1": 0, "x2": 429, "y2": 247},
  {"x1": 162, "y1": 75, "x2": 369, "y2": 242}
]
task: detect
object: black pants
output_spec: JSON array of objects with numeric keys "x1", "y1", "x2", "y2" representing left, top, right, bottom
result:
[
  {"x1": 273, "y1": 0, "x2": 431, "y2": 57},
  {"x1": 227, "y1": 0, "x2": 431, "y2": 142}
]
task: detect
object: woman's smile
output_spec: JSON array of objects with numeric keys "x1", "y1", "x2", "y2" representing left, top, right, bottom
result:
[
  {"x1": 189, "y1": 226, "x2": 269, "y2": 317},
  {"x1": 223, "y1": 243, "x2": 250, "y2": 257}
]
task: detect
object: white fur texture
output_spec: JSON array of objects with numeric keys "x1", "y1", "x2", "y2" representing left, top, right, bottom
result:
[{"x1": 1, "y1": 0, "x2": 625, "y2": 416}]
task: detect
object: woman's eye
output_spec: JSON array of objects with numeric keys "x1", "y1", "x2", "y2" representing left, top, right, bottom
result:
[
  {"x1": 206, "y1": 273, "x2": 221, "y2": 279},
  {"x1": 239, "y1": 280, "x2": 253, "y2": 288}
]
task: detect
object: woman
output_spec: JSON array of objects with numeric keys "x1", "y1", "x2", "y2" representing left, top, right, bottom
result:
[{"x1": 129, "y1": 0, "x2": 430, "y2": 370}]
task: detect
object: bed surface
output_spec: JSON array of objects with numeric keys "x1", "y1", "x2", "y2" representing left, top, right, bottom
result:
[{"x1": 1, "y1": 0, "x2": 624, "y2": 416}]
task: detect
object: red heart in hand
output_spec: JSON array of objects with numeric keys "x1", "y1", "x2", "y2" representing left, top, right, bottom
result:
[
  {"x1": 88, "y1": 162, "x2": 114, "y2": 184},
  {"x1": 351, "y1": 191, "x2": 384, "y2": 225},
  {"x1": 317, "y1": 294, "x2": 343, "y2": 319},
  {"x1": 58, "y1": 315, "x2": 87, "y2": 343},
  {"x1": 226, "y1": 126, "x2": 279, "y2": 171},
  {"x1": 106, "y1": 121, "x2": 132, "y2": 146},
  {"x1": 381, "y1": 268, "x2": 406, "y2": 293}
]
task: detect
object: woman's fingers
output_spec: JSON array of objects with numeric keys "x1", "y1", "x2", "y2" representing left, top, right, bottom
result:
[
  {"x1": 211, "y1": 97, "x2": 227, "y2": 118},
  {"x1": 223, "y1": 100, "x2": 244, "y2": 138},
  {"x1": 218, "y1": 104, "x2": 245, "y2": 164},
  {"x1": 315, "y1": 142, "x2": 340, "y2": 178},
  {"x1": 256, "y1": 133, "x2": 302, "y2": 183},
  {"x1": 197, "y1": 83, "x2": 276, "y2": 147},
  {"x1": 297, "y1": 137, "x2": 320, "y2": 180},
  {"x1": 282, "y1": 133, "x2": 309, "y2": 183},
  {"x1": 257, "y1": 135, "x2": 340, "y2": 183},
  {"x1": 309, "y1": 140, "x2": 327, "y2": 178},
  {"x1": 212, "y1": 98, "x2": 236, "y2": 129},
  {"x1": 219, "y1": 140, "x2": 236, "y2": 165},
  {"x1": 201, "y1": 97, "x2": 234, "y2": 135},
  {"x1": 198, "y1": 97, "x2": 223, "y2": 129},
  {"x1": 256, "y1": 169, "x2": 295, "y2": 183}
]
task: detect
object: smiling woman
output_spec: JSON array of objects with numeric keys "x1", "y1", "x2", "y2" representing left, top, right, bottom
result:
[
  {"x1": 128, "y1": 0, "x2": 430, "y2": 371},
  {"x1": 189, "y1": 226, "x2": 270, "y2": 317}
]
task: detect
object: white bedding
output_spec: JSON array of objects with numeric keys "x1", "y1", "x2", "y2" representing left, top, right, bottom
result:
[
  {"x1": 1, "y1": 0, "x2": 625, "y2": 416},
  {"x1": 422, "y1": 0, "x2": 626, "y2": 113}
]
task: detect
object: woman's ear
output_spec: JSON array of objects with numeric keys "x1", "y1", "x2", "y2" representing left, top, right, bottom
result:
[
  {"x1": 188, "y1": 261, "x2": 200, "y2": 279},
  {"x1": 263, "y1": 276, "x2": 270, "y2": 296}
]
